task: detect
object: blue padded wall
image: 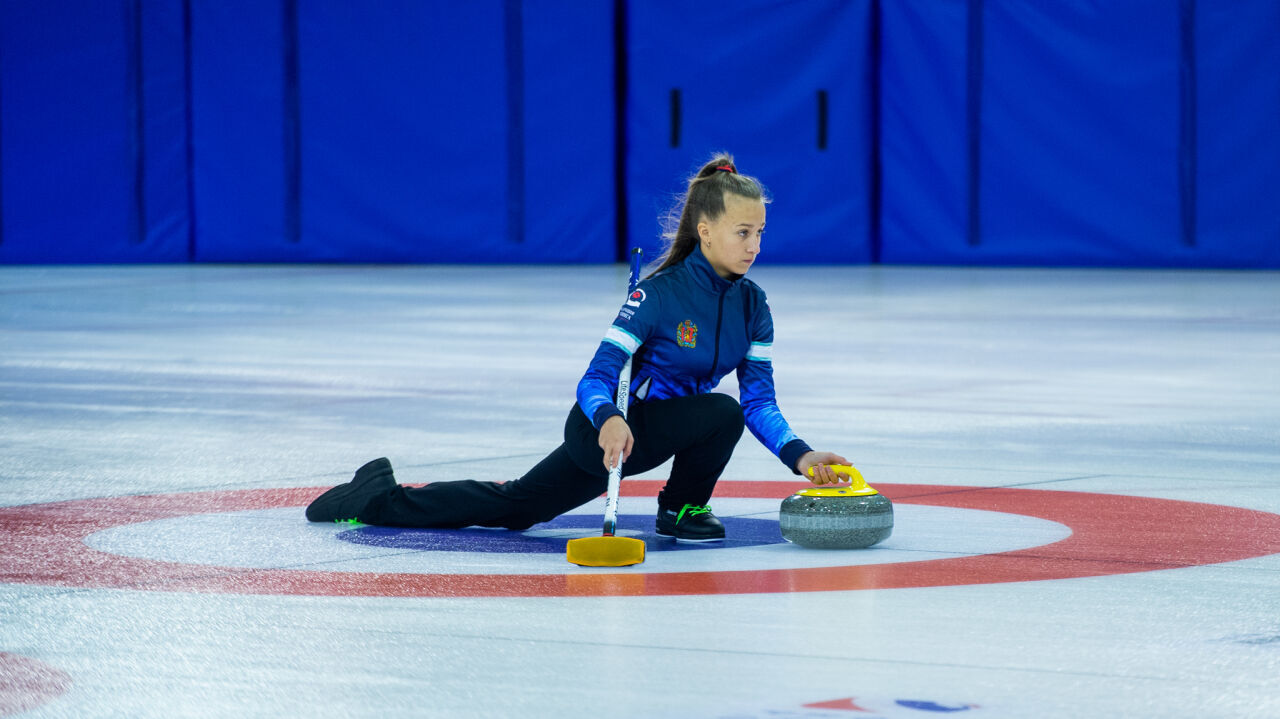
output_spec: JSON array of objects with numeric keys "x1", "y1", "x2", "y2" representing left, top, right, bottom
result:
[
  {"x1": 190, "y1": 0, "x2": 614, "y2": 263},
  {"x1": 187, "y1": 0, "x2": 289, "y2": 262},
  {"x1": 878, "y1": 0, "x2": 968, "y2": 265},
  {"x1": 297, "y1": 1, "x2": 508, "y2": 262},
  {"x1": 0, "y1": 0, "x2": 189, "y2": 262},
  {"x1": 880, "y1": 0, "x2": 1280, "y2": 268},
  {"x1": 979, "y1": 1, "x2": 1183, "y2": 266},
  {"x1": 191, "y1": 1, "x2": 512, "y2": 262},
  {"x1": 1195, "y1": 0, "x2": 1280, "y2": 267},
  {"x1": 3, "y1": 0, "x2": 1275, "y2": 267},
  {"x1": 625, "y1": 0, "x2": 874, "y2": 265},
  {"x1": 517, "y1": 0, "x2": 616, "y2": 262}
]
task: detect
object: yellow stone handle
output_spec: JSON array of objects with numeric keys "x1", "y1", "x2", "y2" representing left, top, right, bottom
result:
[
  {"x1": 801, "y1": 464, "x2": 879, "y2": 497},
  {"x1": 805, "y1": 464, "x2": 865, "y2": 483}
]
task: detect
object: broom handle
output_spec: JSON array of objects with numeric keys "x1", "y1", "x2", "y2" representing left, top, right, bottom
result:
[{"x1": 603, "y1": 248, "x2": 643, "y2": 537}]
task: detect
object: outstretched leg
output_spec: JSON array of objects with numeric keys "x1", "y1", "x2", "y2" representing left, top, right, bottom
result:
[
  {"x1": 364, "y1": 444, "x2": 606, "y2": 530},
  {"x1": 306, "y1": 407, "x2": 611, "y2": 530},
  {"x1": 306, "y1": 395, "x2": 745, "y2": 533}
]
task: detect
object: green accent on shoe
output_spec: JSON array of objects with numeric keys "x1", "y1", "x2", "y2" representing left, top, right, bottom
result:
[
  {"x1": 676, "y1": 504, "x2": 712, "y2": 523},
  {"x1": 334, "y1": 518, "x2": 364, "y2": 526}
]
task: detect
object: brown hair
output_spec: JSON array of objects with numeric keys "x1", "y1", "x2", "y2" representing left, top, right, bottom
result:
[{"x1": 647, "y1": 153, "x2": 769, "y2": 278}]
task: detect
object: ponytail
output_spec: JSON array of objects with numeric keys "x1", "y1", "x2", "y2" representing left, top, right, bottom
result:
[{"x1": 646, "y1": 153, "x2": 769, "y2": 278}]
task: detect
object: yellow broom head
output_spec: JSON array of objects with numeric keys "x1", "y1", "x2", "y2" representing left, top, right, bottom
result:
[{"x1": 565, "y1": 535, "x2": 646, "y2": 567}]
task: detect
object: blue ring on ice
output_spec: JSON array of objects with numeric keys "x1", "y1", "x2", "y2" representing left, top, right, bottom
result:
[{"x1": 337, "y1": 514, "x2": 783, "y2": 554}]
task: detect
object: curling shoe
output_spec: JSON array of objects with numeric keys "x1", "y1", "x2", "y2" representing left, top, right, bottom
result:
[
  {"x1": 305, "y1": 457, "x2": 397, "y2": 523},
  {"x1": 655, "y1": 503, "x2": 725, "y2": 543}
]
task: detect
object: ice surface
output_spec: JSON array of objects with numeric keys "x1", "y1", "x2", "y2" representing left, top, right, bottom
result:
[{"x1": 2, "y1": 264, "x2": 1278, "y2": 718}]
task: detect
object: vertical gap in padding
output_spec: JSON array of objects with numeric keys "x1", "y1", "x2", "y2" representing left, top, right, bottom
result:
[
  {"x1": 505, "y1": 0, "x2": 525, "y2": 245},
  {"x1": 0, "y1": 31, "x2": 5, "y2": 247},
  {"x1": 868, "y1": 0, "x2": 883, "y2": 263},
  {"x1": 282, "y1": 0, "x2": 301, "y2": 244},
  {"x1": 613, "y1": 0, "x2": 629, "y2": 261},
  {"x1": 181, "y1": 0, "x2": 196, "y2": 259},
  {"x1": 816, "y1": 90, "x2": 829, "y2": 151},
  {"x1": 966, "y1": 0, "x2": 984, "y2": 247},
  {"x1": 669, "y1": 88, "x2": 682, "y2": 148},
  {"x1": 129, "y1": 0, "x2": 148, "y2": 245},
  {"x1": 1179, "y1": 0, "x2": 1198, "y2": 248}
]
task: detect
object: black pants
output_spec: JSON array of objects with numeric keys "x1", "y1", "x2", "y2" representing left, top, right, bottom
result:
[{"x1": 363, "y1": 393, "x2": 745, "y2": 530}]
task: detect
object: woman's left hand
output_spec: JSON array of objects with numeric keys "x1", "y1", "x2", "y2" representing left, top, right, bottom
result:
[{"x1": 797, "y1": 450, "x2": 853, "y2": 485}]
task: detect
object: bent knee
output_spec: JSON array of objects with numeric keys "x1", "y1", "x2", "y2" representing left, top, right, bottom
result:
[{"x1": 705, "y1": 393, "x2": 745, "y2": 432}]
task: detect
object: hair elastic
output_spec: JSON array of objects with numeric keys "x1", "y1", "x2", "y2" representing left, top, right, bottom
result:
[{"x1": 715, "y1": 165, "x2": 735, "y2": 173}]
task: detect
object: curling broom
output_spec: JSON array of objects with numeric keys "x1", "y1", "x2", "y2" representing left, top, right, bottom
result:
[{"x1": 566, "y1": 248, "x2": 647, "y2": 567}]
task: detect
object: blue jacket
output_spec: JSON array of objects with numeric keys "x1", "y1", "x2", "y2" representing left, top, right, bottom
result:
[{"x1": 577, "y1": 247, "x2": 812, "y2": 473}]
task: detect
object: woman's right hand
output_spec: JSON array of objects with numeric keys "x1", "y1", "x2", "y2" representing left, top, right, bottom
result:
[{"x1": 598, "y1": 415, "x2": 634, "y2": 472}]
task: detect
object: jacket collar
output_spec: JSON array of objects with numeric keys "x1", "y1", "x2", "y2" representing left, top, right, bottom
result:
[{"x1": 684, "y1": 246, "x2": 743, "y2": 293}]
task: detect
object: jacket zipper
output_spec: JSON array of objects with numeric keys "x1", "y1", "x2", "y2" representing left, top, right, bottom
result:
[{"x1": 708, "y1": 286, "x2": 727, "y2": 379}]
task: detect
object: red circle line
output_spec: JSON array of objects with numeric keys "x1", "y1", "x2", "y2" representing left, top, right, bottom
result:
[
  {"x1": 1, "y1": 482, "x2": 1277, "y2": 598},
  {"x1": 0, "y1": 652, "x2": 72, "y2": 717}
]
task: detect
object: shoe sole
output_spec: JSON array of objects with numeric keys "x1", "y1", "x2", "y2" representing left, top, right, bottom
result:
[{"x1": 655, "y1": 529, "x2": 725, "y2": 543}]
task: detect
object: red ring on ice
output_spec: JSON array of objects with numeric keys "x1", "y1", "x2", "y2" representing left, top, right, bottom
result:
[
  {"x1": 1, "y1": 482, "x2": 1278, "y2": 597},
  {"x1": 0, "y1": 652, "x2": 72, "y2": 717}
]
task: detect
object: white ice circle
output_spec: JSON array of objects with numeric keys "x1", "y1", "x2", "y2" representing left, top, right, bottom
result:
[{"x1": 84, "y1": 497, "x2": 1072, "y2": 576}]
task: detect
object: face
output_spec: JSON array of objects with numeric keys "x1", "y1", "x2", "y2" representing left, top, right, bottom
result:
[{"x1": 697, "y1": 193, "x2": 766, "y2": 279}]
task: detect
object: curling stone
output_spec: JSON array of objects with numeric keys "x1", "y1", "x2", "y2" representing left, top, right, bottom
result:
[{"x1": 779, "y1": 465, "x2": 893, "y2": 549}]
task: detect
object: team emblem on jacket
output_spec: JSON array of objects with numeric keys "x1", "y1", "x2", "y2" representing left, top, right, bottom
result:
[{"x1": 676, "y1": 320, "x2": 698, "y2": 348}]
